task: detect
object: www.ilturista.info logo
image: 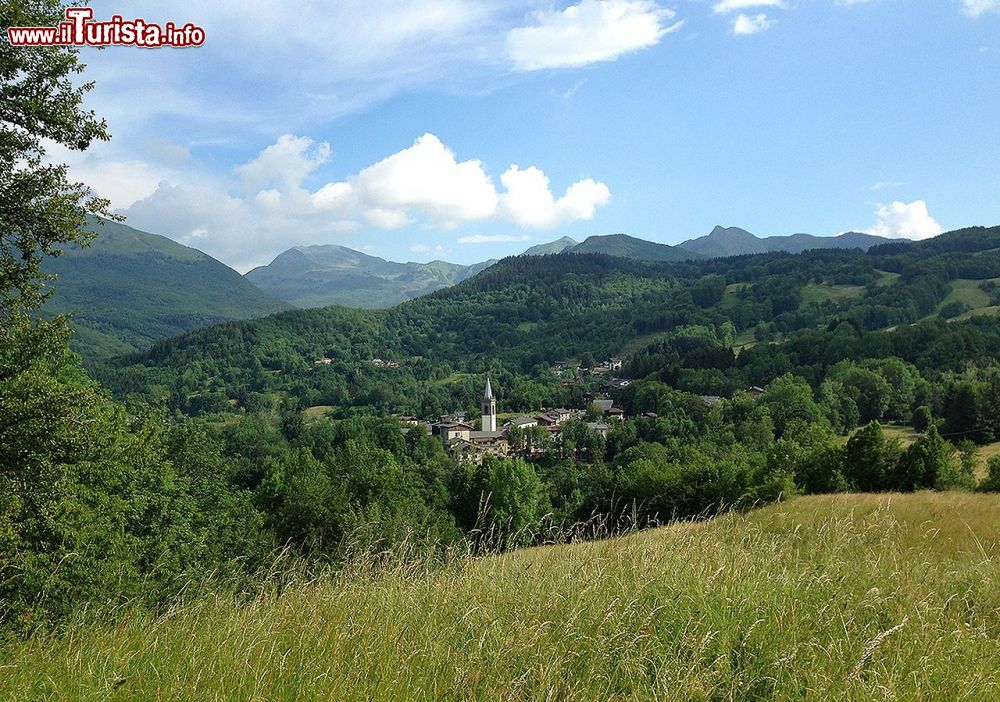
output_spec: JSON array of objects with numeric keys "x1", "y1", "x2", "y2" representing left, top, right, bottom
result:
[{"x1": 5, "y1": 7, "x2": 205, "y2": 48}]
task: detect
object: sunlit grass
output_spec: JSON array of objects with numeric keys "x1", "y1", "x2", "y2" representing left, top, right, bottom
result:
[
  {"x1": 801, "y1": 283, "x2": 866, "y2": 305},
  {"x1": 2, "y1": 493, "x2": 999, "y2": 701}
]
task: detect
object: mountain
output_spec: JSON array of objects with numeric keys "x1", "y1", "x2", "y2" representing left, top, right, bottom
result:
[
  {"x1": 676, "y1": 226, "x2": 770, "y2": 258},
  {"x1": 245, "y1": 245, "x2": 496, "y2": 309},
  {"x1": 522, "y1": 236, "x2": 578, "y2": 256},
  {"x1": 41, "y1": 218, "x2": 291, "y2": 359},
  {"x1": 567, "y1": 233, "x2": 700, "y2": 262},
  {"x1": 678, "y1": 226, "x2": 890, "y2": 259},
  {"x1": 101, "y1": 225, "x2": 1000, "y2": 418}
]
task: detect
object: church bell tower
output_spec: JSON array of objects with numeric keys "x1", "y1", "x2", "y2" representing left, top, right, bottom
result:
[{"x1": 482, "y1": 378, "x2": 497, "y2": 432}]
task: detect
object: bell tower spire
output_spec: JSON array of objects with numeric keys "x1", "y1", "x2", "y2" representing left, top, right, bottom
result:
[{"x1": 482, "y1": 377, "x2": 497, "y2": 432}]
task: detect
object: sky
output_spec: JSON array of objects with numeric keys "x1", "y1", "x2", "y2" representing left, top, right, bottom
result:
[{"x1": 53, "y1": 0, "x2": 1000, "y2": 271}]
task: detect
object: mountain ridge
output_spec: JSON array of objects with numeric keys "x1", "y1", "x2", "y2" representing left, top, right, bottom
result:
[
  {"x1": 677, "y1": 226, "x2": 890, "y2": 258},
  {"x1": 42, "y1": 218, "x2": 291, "y2": 359},
  {"x1": 245, "y1": 244, "x2": 496, "y2": 309}
]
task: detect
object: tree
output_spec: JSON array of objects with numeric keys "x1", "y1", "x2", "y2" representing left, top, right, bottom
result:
[
  {"x1": 760, "y1": 374, "x2": 826, "y2": 438},
  {"x1": 1, "y1": 0, "x2": 114, "y2": 312},
  {"x1": 842, "y1": 423, "x2": 901, "y2": 492},
  {"x1": 829, "y1": 363, "x2": 890, "y2": 424},
  {"x1": 979, "y1": 457, "x2": 1000, "y2": 493},
  {"x1": 912, "y1": 405, "x2": 933, "y2": 434},
  {"x1": 0, "y1": 2, "x2": 183, "y2": 633},
  {"x1": 464, "y1": 457, "x2": 548, "y2": 548},
  {"x1": 895, "y1": 426, "x2": 955, "y2": 491}
]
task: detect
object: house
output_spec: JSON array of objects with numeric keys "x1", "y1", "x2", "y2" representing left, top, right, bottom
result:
[
  {"x1": 507, "y1": 416, "x2": 538, "y2": 430},
  {"x1": 591, "y1": 398, "x2": 625, "y2": 420},
  {"x1": 537, "y1": 408, "x2": 573, "y2": 427},
  {"x1": 314, "y1": 357, "x2": 333, "y2": 365},
  {"x1": 607, "y1": 378, "x2": 632, "y2": 391},
  {"x1": 396, "y1": 415, "x2": 420, "y2": 425},
  {"x1": 436, "y1": 422, "x2": 473, "y2": 443},
  {"x1": 746, "y1": 385, "x2": 766, "y2": 398},
  {"x1": 608, "y1": 357, "x2": 624, "y2": 371},
  {"x1": 587, "y1": 422, "x2": 612, "y2": 438},
  {"x1": 701, "y1": 395, "x2": 723, "y2": 407},
  {"x1": 593, "y1": 399, "x2": 614, "y2": 413}
]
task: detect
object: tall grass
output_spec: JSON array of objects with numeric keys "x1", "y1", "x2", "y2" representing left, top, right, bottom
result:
[{"x1": 2, "y1": 492, "x2": 998, "y2": 701}]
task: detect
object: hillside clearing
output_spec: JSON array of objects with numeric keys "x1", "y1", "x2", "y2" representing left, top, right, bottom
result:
[
  {"x1": 935, "y1": 279, "x2": 996, "y2": 317},
  {"x1": 801, "y1": 283, "x2": 866, "y2": 305},
  {"x1": 3, "y1": 493, "x2": 998, "y2": 701}
]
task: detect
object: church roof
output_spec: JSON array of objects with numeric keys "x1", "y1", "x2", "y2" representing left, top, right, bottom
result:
[
  {"x1": 470, "y1": 430, "x2": 506, "y2": 441},
  {"x1": 484, "y1": 377, "x2": 494, "y2": 400}
]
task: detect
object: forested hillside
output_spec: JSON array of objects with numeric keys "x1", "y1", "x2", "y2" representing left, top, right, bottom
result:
[
  {"x1": 101, "y1": 225, "x2": 1000, "y2": 424},
  {"x1": 41, "y1": 218, "x2": 290, "y2": 359}
]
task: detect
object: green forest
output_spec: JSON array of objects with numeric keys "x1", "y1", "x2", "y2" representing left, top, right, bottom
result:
[
  {"x1": 11, "y1": 215, "x2": 1000, "y2": 634},
  {"x1": 4, "y1": 0, "x2": 1000, "y2": 659}
]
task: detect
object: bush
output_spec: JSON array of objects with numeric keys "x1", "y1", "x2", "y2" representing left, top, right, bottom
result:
[
  {"x1": 939, "y1": 301, "x2": 971, "y2": 320},
  {"x1": 979, "y1": 457, "x2": 1000, "y2": 492},
  {"x1": 912, "y1": 405, "x2": 933, "y2": 433}
]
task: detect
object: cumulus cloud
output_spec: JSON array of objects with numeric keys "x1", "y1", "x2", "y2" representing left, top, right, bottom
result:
[
  {"x1": 713, "y1": 0, "x2": 785, "y2": 13},
  {"x1": 711, "y1": 0, "x2": 781, "y2": 36},
  {"x1": 236, "y1": 134, "x2": 330, "y2": 194},
  {"x1": 311, "y1": 134, "x2": 499, "y2": 228},
  {"x1": 306, "y1": 133, "x2": 610, "y2": 232},
  {"x1": 506, "y1": 0, "x2": 682, "y2": 71},
  {"x1": 122, "y1": 133, "x2": 611, "y2": 270},
  {"x1": 963, "y1": 0, "x2": 1000, "y2": 17},
  {"x1": 500, "y1": 166, "x2": 611, "y2": 228},
  {"x1": 867, "y1": 200, "x2": 943, "y2": 241},
  {"x1": 732, "y1": 13, "x2": 776, "y2": 34}
]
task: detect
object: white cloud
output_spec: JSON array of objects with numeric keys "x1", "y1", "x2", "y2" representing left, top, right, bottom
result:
[
  {"x1": 326, "y1": 133, "x2": 500, "y2": 228},
  {"x1": 122, "y1": 133, "x2": 612, "y2": 270},
  {"x1": 869, "y1": 181, "x2": 908, "y2": 191},
  {"x1": 963, "y1": 0, "x2": 1000, "y2": 17},
  {"x1": 49, "y1": 141, "x2": 179, "y2": 210},
  {"x1": 713, "y1": 0, "x2": 785, "y2": 13},
  {"x1": 867, "y1": 200, "x2": 943, "y2": 240},
  {"x1": 732, "y1": 13, "x2": 776, "y2": 35},
  {"x1": 506, "y1": 0, "x2": 682, "y2": 71},
  {"x1": 500, "y1": 165, "x2": 611, "y2": 228},
  {"x1": 457, "y1": 234, "x2": 532, "y2": 244},
  {"x1": 236, "y1": 134, "x2": 330, "y2": 194}
]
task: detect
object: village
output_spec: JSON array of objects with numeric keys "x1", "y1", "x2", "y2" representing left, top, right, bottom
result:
[
  {"x1": 394, "y1": 376, "x2": 627, "y2": 463},
  {"x1": 316, "y1": 352, "x2": 767, "y2": 463}
]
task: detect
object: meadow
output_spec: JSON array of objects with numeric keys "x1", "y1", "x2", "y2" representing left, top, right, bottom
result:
[{"x1": 2, "y1": 492, "x2": 998, "y2": 701}]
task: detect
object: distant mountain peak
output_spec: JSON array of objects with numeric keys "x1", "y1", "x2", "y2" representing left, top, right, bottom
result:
[
  {"x1": 566, "y1": 233, "x2": 700, "y2": 262},
  {"x1": 521, "y1": 236, "x2": 578, "y2": 256},
  {"x1": 245, "y1": 244, "x2": 495, "y2": 309},
  {"x1": 679, "y1": 226, "x2": 891, "y2": 259},
  {"x1": 708, "y1": 225, "x2": 756, "y2": 239}
]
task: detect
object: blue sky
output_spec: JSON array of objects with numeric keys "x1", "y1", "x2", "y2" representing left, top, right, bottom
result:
[{"x1": 58, "y1": 0, "x2": 1000, "y2": 270}]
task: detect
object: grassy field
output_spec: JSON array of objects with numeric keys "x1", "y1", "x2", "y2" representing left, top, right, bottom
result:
[
  {"x1": 303, "y1": 405, "x2": 334, "y2": 420},
  {"x1": 875, "y1": 270, "x2": 901, "y2": 287},
  {"x1": 2, "y1": 493, "x2": 999, "y2": 701},
  {"x1": 800, "y1": 283, "x2": 866, "y2": 305},
  {"x1": 934, "y1": 279, "x2": 996, "y2": 317}
]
